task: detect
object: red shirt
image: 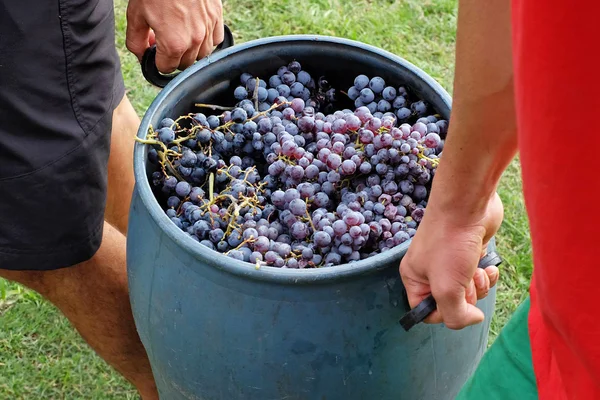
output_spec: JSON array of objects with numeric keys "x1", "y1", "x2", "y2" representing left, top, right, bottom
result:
[{"x1": 512, "y1": 1, "x2": 600, "y2": 398}]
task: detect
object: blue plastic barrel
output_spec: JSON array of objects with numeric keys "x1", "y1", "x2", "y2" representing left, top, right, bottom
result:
[{"x1": 127, "y1": 35, "x2": 496, "y2": 400}]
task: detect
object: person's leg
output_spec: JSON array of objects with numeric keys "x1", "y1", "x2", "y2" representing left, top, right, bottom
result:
[
  {"x1": 456, "y1": 297, "x2": 538, "y2": 399},
  {"x1": 0, "y1": 92, "x2": 159, "y2": 397},
  {"x1": 0, "y1": 0, "x2": 157, "y2": 397},
  {"x1": 105, "y1": 95, "x2": 139, "y2": 235},
  {"x1": 0, "y1": 222, "x2": 157, "y2": 399}
]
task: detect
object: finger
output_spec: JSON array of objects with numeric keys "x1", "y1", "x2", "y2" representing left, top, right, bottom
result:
[
  {"x1": 155, "y1": 36, "x2": 187, "y2": 74},
  {"x1": 148, "y1": 30, "x2": 156, "y2": 47},
  {"x1": 485, "y1": 266, "x2": 500, "y2": 288},
  {"x1": 423, "y1": 309, "x2": 443, "y2": 325},
  {"x1": 432, "y1": 280, "x2": 485, "y2": 330},
  {"x1": 473, "y1": 268, "x2": 491, "y2": 300},
  {"x1": 197, "y1": 26, "x2": 214, "y2": 59},
  {"x1": 212, "y1": 18, "x2": 225, "y2": 47},
  {"x1": 179, "y1": 44, "x2": 202, "y2": 70},
  {"x1": 125, "y1": 12, "x2": 151, "y2": 61},
  {"x1": 400, "y1": 275, "x2": 443, "y2": 325},
  {"x1": 405, "y1": 289, "x2": 444, "y2": 325},
  {"x1": 480, "y1": 243, "x2": 488, "y2": 258},
  {"x1": 466, "y1": 278, "x2": 478, "y2": 305}
]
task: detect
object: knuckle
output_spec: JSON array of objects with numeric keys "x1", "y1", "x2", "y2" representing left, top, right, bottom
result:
[
  {"x1": 168, "y1": 44, "x2": 187, "y2": 57},
  {"x1": 434, "y1": 285, "x2": 458, "y2": 302},
  {"x1": 191, "y1": 34, "x2": 205, "y2": 47},
  {"x1": 161, "y1": 38, "x2": 187, "y2": 57}
]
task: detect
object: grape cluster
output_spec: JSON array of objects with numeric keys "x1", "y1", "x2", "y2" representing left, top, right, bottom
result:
[
  {"x1": 233, "y1": 61, "x2": 337, "y2": 115},
  {"x1": 347, "y1": 74, "x2": 446, "y2": 130},
  {"x1": 139, "y1": 61, "x2": 448, "y2": 269}
]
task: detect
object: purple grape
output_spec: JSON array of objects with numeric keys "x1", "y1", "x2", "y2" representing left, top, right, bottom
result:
[
  {"x1": 297, "y1": 182, "x2": 315, "y2": 198},
  {"x1": 354, "y1": 74, "x2": 370, "y2": 90},
  {"x1": 290, "y1": 82, "x2": 304, "y2": 97},
  {"x1": 327, "y1": 153, "x2": 342, "y2": 170},
  {"x1": 175, "y1": 181, "x2": 191, "y2": 198},
  {"x1": 348, "y1": 86, "x2": 360, "y2": 100},
  {"x1": 288, "y1": 61, "x2": 302, "y2": 74},
  {"x1": 284, "y1": 188, "x2": 300, "y2": 203},
  {"x1": 298, "y1": 116, "x2": 315, "y2": 132},
  {"x1": 297, "y1": 70, "x2": 311, "y2": 85},
  {"x1": 332, "y1": 220, "x2": 348, "y2": 236},
  {"x1": 341, "y1": 160, "x2": 357, "y2": 175},
  {"x1": 360, "y1": 88, "x2": 375, "y2": 103},
  {"x1": 291, "y1": 221, "x2": 309, "y2": 239},
  {"x1": 289, "y1": 198, "x2": 307, "y2": 216},
  {"x1": 313, "y1": 192, "x2": 330, "y2": 207},
  {"x1": 377, "y1": 100, "x2": 392, "y2": 113},
  {"x1": 349, "y1": 225, "x2": 362, "y2": 238},
  {"x1": 396, "y1": 107, "x2": 411, "y2": 120},
  {"x1": 399, "y1": 180, "x2": 414, "y2": 194},
  {"x1": 413, "y1": 185, "x2": 428, "y2": 200},
  {"x1": 424, "y1": 133, "x2": 442, "y2": 148},
  {"x1": 282, "y1": 71, "x2": 296, "y2": 85},
  {"x1": 369, "y1": 77, "x2": 385, "y2": 94},
  {"x1": 157, "y1": 128, "x2": 175, "y2": 144},
  {"x1": 411, "y1": 100, "x2": 427, "y2": 116},
  {"x1": 343, "y1": 212, "x2": 361, "y2": 226},
  {"x1": 382, "y1": 86, "x2": 396, "y2": 101},
  {"x1": 324, "y1": 252, "x2": 342, "y2": 266}
]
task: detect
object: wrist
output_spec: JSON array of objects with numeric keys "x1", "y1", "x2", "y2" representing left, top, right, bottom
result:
[{"x1": 426, "y1": 129, "x2": 516, "y2": 225}]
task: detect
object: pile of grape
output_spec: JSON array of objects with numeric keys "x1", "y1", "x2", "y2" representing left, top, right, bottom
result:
[{"x1": 138, "y1": 61, "x2": 448, "y2": 269}]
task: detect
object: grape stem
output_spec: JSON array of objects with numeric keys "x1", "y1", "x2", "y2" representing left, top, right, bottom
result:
[
  {"x1": 194, "y1": 103, "x2": 234, "y2": 111},
  {"x1": 209, "y1": 173, "x2": 215, "y2": 202},
  {"x1": 165, "y1": 159, "x2": 185, "y2": 182},
  {"x1": 215, "y1": 121, "x2": 234, "y2": 132},
  {"x1": 224, "y1": 236, "x2": 257, "y2": 255},
  {"x1": 416, "y1": 145, "x2": 440, "y2": 167},
  {"x1": 305, "y1": 208, "x2": 317, "y2": 233},
  {"x1": 249, "y1": 101, "x2": 291, "y2": 122}
]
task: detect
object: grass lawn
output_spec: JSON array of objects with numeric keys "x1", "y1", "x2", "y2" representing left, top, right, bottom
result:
[{"x1": 0, "y1": 0, "x2": 532, "y2": 397}]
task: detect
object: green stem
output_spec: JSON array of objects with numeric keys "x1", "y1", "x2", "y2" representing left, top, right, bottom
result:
[
  {"x1": 194, "y1": 103, "x2": 234, "y2": 111},
  {"x1": 209, "y1": 173, "x2": 215, "y2": 202}
]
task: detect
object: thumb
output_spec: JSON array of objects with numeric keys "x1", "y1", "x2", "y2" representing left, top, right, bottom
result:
[
  {"x1": 126, "y1": 11, "x2": 151, "y2": 61},
  {"x1": 432, "y1": 277, "x2": 485, "y2": 330}
]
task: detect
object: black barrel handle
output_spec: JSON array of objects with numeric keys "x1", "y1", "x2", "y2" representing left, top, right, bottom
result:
[
  {"x1": 399, "y1": 251, "x2": 503, "y2": 332},
  {"x1": 141, "y1": 25, "x2": 234, "y2": 88}
]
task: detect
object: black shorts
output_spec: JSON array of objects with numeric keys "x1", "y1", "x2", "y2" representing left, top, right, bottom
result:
[{"x1": 0, "y1": 0, "x2": 125, "y2": 271}]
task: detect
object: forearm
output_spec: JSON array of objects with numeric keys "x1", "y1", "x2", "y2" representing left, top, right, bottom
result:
[{"x1": 429, "y1": 0, "x2": 517, "y2": 223}]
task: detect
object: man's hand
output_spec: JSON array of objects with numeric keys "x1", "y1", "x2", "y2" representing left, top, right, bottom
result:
[
  {"x1": 400, "y1": 193, "x2": 503, "y2": 329},
  {"x1": 126, "y1": 0, "x2": 224, "y2": 74}
]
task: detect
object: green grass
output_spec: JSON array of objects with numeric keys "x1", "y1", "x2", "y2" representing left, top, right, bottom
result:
[{"x1": 0, "y1": 0, "x2": 532, "y2": 397}]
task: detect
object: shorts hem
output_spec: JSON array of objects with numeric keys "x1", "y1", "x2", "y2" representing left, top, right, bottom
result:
[{"x1": 0, "y1": 221, "x2": 104, "y2": 271}]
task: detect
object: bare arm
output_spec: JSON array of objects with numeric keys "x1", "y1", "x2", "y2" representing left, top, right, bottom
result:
[{"x1": 400, "y1": 0, "x2": 518, "y2": 329}]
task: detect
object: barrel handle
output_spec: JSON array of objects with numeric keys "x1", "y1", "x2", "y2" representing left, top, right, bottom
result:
[
  {"x1": 399, "y1": 251, "x2": 503, "y2": 332},
  {"x1": 141, "y1": 25, "x2": 235, "y2": 88}
]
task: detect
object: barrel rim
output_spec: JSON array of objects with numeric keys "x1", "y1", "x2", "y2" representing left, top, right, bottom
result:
[{"x1": 133, "y1": 34, "x2": 452, "y2": 283}]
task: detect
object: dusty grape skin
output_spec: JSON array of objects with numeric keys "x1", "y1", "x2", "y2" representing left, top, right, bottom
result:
[{"x1": 151, "y1": 67, "x2": 444, "y2": 268}]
